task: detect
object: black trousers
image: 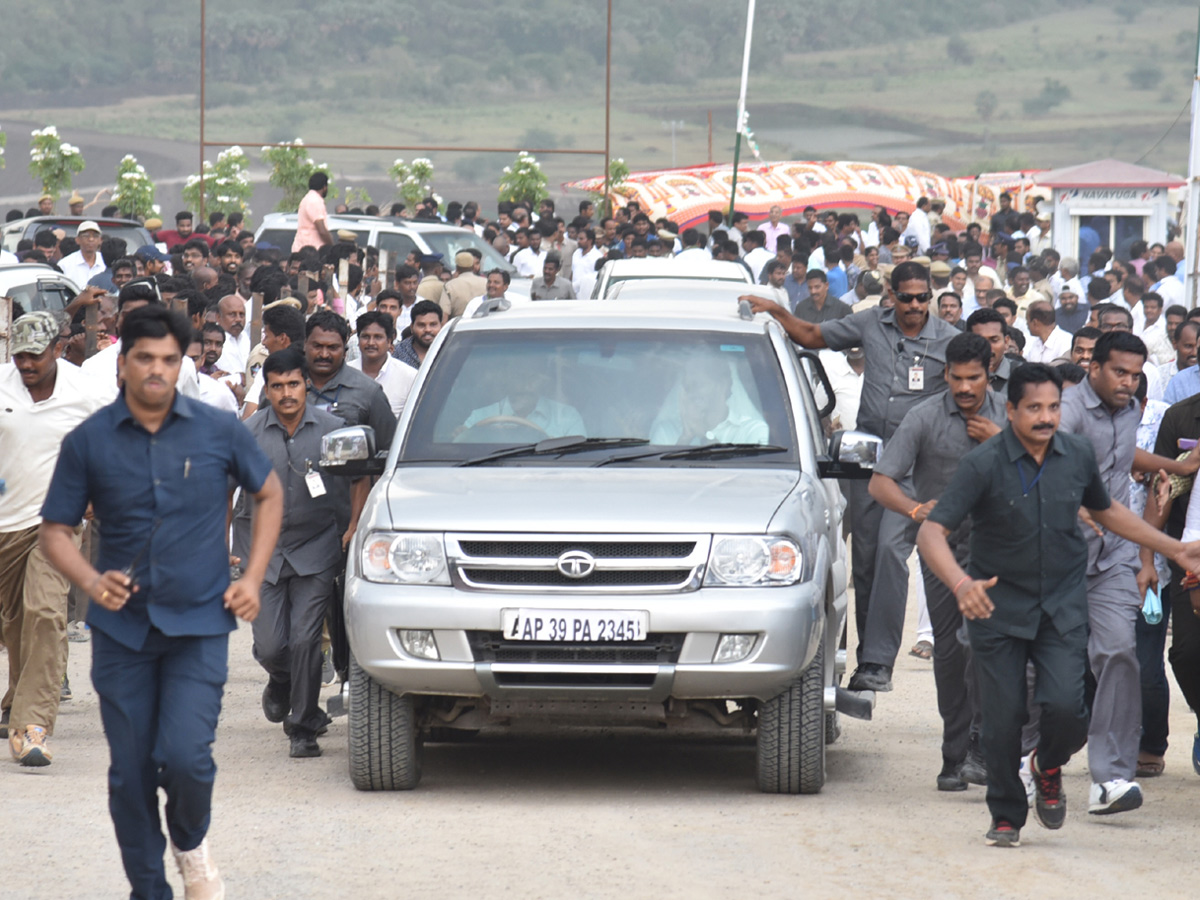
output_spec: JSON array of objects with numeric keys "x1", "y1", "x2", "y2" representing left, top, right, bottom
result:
[
  {"x1": 1167, "y1": 564, "x2": 1200, "y2": 728},
  {"x1": 968, "y1": 612, "x2": 1090, "y2": 829},
  {"x1": 920, "y1": 537, "x2": 980, "y2": 766}
]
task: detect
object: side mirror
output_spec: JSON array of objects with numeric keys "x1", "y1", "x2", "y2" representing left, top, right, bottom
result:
[
  {"x1": 817, "y1": 429, "x2": 883, "y2": 480},
  {"x1": 319, "y1": 425, "x2": 386, "y2": 478}
]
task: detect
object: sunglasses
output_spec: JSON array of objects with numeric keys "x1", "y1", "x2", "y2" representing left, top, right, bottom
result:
[{"x1": 895, "y1": 292, "x2": 932, "y2": 305}]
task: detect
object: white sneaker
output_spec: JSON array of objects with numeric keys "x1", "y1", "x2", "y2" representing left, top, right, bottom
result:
[
  {"x1": 1019, "y1": 753, "x2": 1035, "y2": 807},
  {"x1": 1088, "y1": 778, "x2": 1143, "y2": 815},
  {"x1": 171, "y1": 838, "x2": 225, "y2": 900}
]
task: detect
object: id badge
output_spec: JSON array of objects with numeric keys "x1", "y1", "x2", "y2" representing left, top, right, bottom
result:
[
  {"x1": 305, "y1": 471, "x2": 327, "y2": 498},
  {"x1": 908, "y1": 366, "x2": 924, "y2": 391}
]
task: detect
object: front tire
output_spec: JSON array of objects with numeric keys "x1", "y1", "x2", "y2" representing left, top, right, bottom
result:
[
  {"x1": 756, "y1": 640, "x2": 826, "y2": 794},
  {"x1": 348, "y1": 654, "x2": 423, "y2": 791}
]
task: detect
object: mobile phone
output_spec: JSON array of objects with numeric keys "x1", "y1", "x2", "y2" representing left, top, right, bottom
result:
[{"x1": 1179, "y1": 438, "x2": 1198, "y2": 450}]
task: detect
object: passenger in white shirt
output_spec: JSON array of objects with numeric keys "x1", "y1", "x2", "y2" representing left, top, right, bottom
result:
[
  {"x1": 900, "y1": 198, "x2": 932, "y2": 253},
  {"x1": 348, "y1": 310, "x2": 417, "y2": 418},
  {"x1": 57, "y1": 221, "x2": 106, "y2": 286},
  {"x1": 1023, "y1": 300, "x2": 1073, "y2": 363},
  {"x1": 184, "y1": 333, "x2": 238, "y2": 414}
]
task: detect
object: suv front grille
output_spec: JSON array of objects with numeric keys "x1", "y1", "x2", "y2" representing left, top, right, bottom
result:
[
  {"x1": 446, "y1": 533, "x2": 709, "y2": 594},
  {"x1": 468, "y1": 631, "x2": 685, "y2": 664}
]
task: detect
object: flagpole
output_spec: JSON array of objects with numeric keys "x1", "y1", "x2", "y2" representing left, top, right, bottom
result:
[
  {"x1": 1185, "y1": 4, "x2": 1200, "y2": 308},
  {"x1": 727, "y1": 0, "x2": 756, "y2": 225}
]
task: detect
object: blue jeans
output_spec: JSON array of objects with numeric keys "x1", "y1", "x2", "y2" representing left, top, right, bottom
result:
[
  {"x1": 1135, "y1": 587, "x2": 1171, "y2": 757},
  {"x1": 91, "y1": 627, "x2": 227, "y2": 900}
]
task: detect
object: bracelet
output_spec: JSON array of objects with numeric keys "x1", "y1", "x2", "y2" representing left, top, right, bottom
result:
[
  {"x1": 909, "y1": 503, "x2": 922, "y2": 520},
  {"x1": 952, "y1": 576, "x2": 970, "y2": 597}
]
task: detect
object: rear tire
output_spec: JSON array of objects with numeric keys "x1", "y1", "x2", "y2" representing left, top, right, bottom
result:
[
  {"x1": 348, "y1": 654, "x2": 423, "y2": 791},
  {"x1": 756, "y1": 640, "x2": 826, "y2": 794}
]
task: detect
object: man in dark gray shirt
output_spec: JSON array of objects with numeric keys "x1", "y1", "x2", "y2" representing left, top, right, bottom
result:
[
  {"x1": 236, "y1": 348, "x2": 367, "y2": 758},
  {"x1": 793, "y1": 269, "x2": 852, "y2": 324},
  {"x1": 747, "y1": 261, "x2": 959, "y2": 693},
  {"x1": 869, "y1": 333, "x2": 1005, "y2": 791}
]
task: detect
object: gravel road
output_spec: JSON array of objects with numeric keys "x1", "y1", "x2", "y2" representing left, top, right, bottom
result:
[{"x1": 4, "y1": 586, "x2": 1198, "y2": 899}]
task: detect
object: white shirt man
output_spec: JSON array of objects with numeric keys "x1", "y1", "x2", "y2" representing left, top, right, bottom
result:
[
  {"x1": 348, "y1": 354, "x2": 416, "y2": 418},
  {"x1": 901, "y1": 205, "x2": 931, "y2": 253},
  {"x1": 215, "y1": 328, "x2": 250, "y2": 378},
  {"x1": 743, "y1": 245, "x2": 774, "y2": 283},
  {"x1": 1024, "y1": 324, "x2": 1072, "y2": 363},
  {"x1": 571, "y1": 245, "x2": 604, "y2": 298},
  {"x1": 195, "y1": 372, "x2": 239, "y2": 414},
  {"x1": 58, "y1": 248, "x2": 106, "y2": 286},
  {"x1": 511, "y1": 244, "x2": 546, "y2": 279},
  {"x1": 81, "y1": 338, "x2": 201, "y2": 401}
]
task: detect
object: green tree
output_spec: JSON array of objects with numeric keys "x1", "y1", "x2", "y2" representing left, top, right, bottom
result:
[
  {"x1": 974, "y1": 90, "x2": 998, "y2": 122},
  {"x1": 28, "y1": 126, "x2": 85, "y2": 196},
  {"x1": 0, "y1": 125, "x2": 6, "y2": 169},
  {"x1": 497, "y1": 151, "x2": 548, "y2": 206},
  {"x1": 947, "y1": 35, "x2": 973, "y2": 65},
  {"x1": 111, "y1": 155, "x2": 158, "y2": 219},
  {"x1": 182, "y1": 146, "x2": 253, "y2": 217},
  {"x1": 1021, "y1": 79, "x2": 1071, "y2": 115},
  {"x1": 389, "y1": 158, "x2": 436, "y2": 209},
  {"x1": 261, "y1": 139, "x2": 335, "y2": 212}
]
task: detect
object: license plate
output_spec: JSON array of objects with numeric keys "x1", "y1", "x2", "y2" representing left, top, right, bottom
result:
[{"x1": 501, "y1": 609, "x2": 649, "y2": 642}]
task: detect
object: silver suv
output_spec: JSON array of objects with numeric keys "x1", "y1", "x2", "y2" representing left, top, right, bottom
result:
[{"x1": 323, "y1": 297, "x2": 880, "y2": 794}]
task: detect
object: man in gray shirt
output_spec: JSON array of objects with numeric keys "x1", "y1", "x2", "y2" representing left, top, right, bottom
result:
[
  {"x1": 1058, "y1": 330, "x2": 1190, "y2": 815},
  {"x1": 529, "y1": 252, "x2": 576, "y2": 301},
  {"x1": 236, "y1": 347, "x2": 367, "y2": 758},
  {"x1": 793, "y1": 269, "x2": 852, "y2": 324},
  {"x1": 746, "y1": 261, "x2": 960, "y2": 692},
  {"x1": 869, "y1": 333, "x2": 1006, "y2": 790}
]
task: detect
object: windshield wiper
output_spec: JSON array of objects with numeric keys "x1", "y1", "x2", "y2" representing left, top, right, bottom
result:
[
  {"x1": 457, "y1": 436, "x2": 649, "y2": 467},
  {"x1": 594, "y1": 443, "x2": 788, "y2": 466}
]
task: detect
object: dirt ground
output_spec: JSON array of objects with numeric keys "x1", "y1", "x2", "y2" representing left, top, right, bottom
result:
[{"x1": 4, "y1": 582, "x2": 1199, "y2": 899}]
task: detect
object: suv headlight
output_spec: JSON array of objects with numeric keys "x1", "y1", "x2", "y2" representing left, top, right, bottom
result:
[
  {"x1": 705, "y1": 535, "x2": 802, "y2": 586},
  {"x1": 360, "y1": 532, "x2": 450, "y2": 585}
]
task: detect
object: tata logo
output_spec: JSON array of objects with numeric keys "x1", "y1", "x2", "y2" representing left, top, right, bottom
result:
[{"x1": 556, "y1": 550, "x2": 596, "y2": 579}]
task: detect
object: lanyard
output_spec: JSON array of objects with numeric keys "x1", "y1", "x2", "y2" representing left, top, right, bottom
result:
[{"x1": 1016, "y1": 457, "x2": 1048, "y2": 497}]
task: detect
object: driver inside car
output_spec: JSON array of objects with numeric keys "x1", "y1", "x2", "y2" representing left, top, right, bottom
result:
[
  {"x1": 650, "y1": 352, "x2": 769, "y2": 446},
  {"x1": 459, "y1": 360, "x2": 587, "y2": 439}
]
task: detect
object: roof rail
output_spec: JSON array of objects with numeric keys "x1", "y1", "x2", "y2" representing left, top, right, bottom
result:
[{"x1": 472, "y1": 297, "x2": 512, "y2": 318}]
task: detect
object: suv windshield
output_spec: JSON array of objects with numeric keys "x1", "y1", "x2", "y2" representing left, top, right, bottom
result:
[
  {"x1": 401, "y1": 329, "x2": 797, "y2": 466},
  {"x1": 420, "y1": 231, "x2": 516, "y2": 276}
]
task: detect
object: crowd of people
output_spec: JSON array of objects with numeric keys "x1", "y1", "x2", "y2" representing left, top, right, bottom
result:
[{"x1": 4, "y1": 172, "x2": 1200, "y2": 896}]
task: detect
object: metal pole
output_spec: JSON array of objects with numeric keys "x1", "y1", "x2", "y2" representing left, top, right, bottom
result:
[
  {"x1": 1185, "y1": 5, "x2": 1200, "y2": 308},
  {"x1": 708, "y1": 111, "x2": 713, "y2": 164},
  {"x1": 603, "y1": 0, "x2": 612, "y2": 217},
  {"x1": 198, "y1": 0, "x2": 206, "y2": 220},
  {"x1": 728, "y1": 0, "x2": 756, "y2": 224}
]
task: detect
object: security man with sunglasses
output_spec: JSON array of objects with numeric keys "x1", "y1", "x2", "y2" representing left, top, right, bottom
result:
[{"x1": 745, "y1": 260, "x2": 959, "y2": 693}]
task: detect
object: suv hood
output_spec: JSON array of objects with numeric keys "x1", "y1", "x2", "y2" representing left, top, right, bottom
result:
[{"x1": 383, "y1": 467, "x2": 798, "y2": 533}]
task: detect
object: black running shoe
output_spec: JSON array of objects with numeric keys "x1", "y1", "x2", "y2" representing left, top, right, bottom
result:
[
  {"x1": 1030, "y1": 749, "x2": 1066, "y2": 830},
  {"x1": 985, "y1": 818, "x2": 1021, "y2": 847}
]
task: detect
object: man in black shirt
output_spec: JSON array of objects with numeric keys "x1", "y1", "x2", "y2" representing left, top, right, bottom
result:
[{"x1": 919, "y1": 363, "x2": 1200, "y2": 847}]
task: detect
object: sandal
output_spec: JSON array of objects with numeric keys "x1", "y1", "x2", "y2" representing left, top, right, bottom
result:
[
  {"x1": 909, "y1": 640, "x2": 933, "y2": 660},
  {"x1": 1137, "y1": 755, "x2": 1165, "y2": 778}
]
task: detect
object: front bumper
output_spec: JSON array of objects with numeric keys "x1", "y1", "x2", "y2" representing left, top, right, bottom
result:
[{"x1": 345, "y1": 579, "x2": 823, "y2": 704}]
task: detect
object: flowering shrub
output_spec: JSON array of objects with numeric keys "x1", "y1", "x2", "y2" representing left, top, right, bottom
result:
[
  {"x1": 182, "y1": 146, "x2": 253, "y2": 216},
  {"x1": 497, "y1": 151, "x2": 548, "y2": 206},
  {"x1": 388, "y1": 157, "x2": 435, "y2": 209},
  {"x1": 591, "y1": 157, "x2": 629, "y2": 212},
  {"x1": 262, "y1": 139, "x2": 335, "y2": 212},
  {"x1": 111, "y1": 155, "x2": 159, "y2": 219},
  {"x1": 28, "y1": 126, "x2": 85, "y2": 196}
]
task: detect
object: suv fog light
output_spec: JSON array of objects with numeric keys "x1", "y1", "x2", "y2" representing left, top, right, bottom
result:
[
  {"x1": 713, "y1": 633, "x2": 757, "y2": 664},
  {"x1": 399, "y1": 629, "x2": 440, "y2": 660}
]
